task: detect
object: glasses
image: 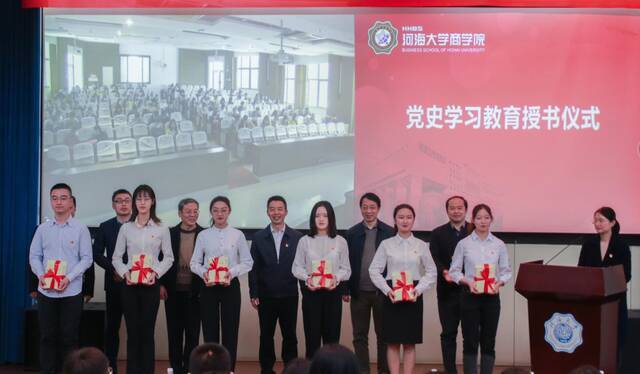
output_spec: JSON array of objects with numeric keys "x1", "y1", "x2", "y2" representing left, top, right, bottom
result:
[{"x1": 113, "y1": 199, "x2": 131, "y2": 205}]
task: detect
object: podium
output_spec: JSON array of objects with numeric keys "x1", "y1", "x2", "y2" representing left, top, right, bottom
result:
[{"x1": 515, "y1": 261, "x2": 626, "y2": 374}]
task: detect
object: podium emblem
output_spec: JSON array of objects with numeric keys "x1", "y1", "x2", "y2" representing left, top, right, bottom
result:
[{"x1": 544, "y1": 312, "x2": 583, "y2": 353}]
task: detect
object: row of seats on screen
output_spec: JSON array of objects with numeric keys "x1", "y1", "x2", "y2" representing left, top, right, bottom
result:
[
  {"x1": 237, "y1": 122, "x2": 349, "y2": 144},
  {"x1": 44, "y1": 121, "x2": 197, "y2": 147},
  {"x1": 44, "y1": 132, "x2": 209, "y2": 167}
]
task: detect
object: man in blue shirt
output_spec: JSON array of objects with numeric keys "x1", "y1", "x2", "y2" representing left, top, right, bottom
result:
[{"x1": 29, "y1": 183, "x2": 93, "y2": 374}]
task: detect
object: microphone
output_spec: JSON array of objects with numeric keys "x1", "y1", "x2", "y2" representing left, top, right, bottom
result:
[{"x1": 544, "y1": 235, "x2": 584, "y2": 265}]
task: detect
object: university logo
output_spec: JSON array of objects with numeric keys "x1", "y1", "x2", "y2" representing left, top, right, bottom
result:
[
  {"x1": 368, "y1": 21, "x2": 398, "y2": 55},
  {"x1": 544, "y1": 313, "x2": 583, "y2": 353}
]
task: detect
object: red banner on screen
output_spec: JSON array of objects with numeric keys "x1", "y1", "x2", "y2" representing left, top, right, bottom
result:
[
  {"x1": 21, "y1": 0, "x2": 640, "y2": 8},
  {"x1": 355, "y1": 12, "x2": 640, "y2": 233}
]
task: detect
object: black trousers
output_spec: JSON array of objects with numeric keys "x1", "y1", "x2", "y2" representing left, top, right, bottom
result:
[
  {"x1": 460, "y1": 292, "x2": 500, "y2": 357},
  {"x1": 37, "y1": 292, "x2": 83, "y2": 374},
  {"x1": 437, "y1": 290, "x2": 462, "y2": 374},
  {"x1": 200, "y1": 278, "x2": 241, "y2": 371},
  {"x1": 122, "y1": 283, "x2": 160, "y2": 374},
  {"x1": 350, "y1": 290, "x2": 388, "y2": 374},
  {"x1": 165, "y1": 289, "x2": 201, "y2": 374},
  {"x1": 301, "y1": 288, "x2": 342, "y2": 359},
  {"x1": 258, "y1": 296, "x2": 299, "y2": 374},
  {"x1": 105, "y1": 284, "x2": 124, "y2": 374}
]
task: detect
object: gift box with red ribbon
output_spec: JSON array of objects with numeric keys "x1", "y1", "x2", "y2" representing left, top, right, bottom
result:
[
  {"x1": 310, "y1": 259, "x2": 334, "y2": 289},
  {"x1": 391, "y1": 271, "x2": 416, "y2": 302},
  {"x1": 473, "y1": 263, "x2": 497, "y2": 294},
  {"x1": 43, "y1": 259, "x2": 67, "y2": 290},
  {"x1": 130, "y1": 254, "x2": 154, "y2": 285},
  {"x1": 206, "y1": 256, "x2": 229, "y2": 285}
]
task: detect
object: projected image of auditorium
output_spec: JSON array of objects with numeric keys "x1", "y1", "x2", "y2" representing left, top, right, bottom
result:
[{"x1": 41, "y1": 12, "x2": 355, "y2": 229}]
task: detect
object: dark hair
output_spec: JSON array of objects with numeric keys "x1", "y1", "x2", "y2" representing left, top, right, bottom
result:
[
  {"x1": 50, "y1": 183, "x2": 72, "y2": 196},
  {"x1": 359, "y1": 192, "x2": 381, "y2": 208},
  {"x1": 500, "y1": 369, "x2": 530, "y2": 374},
  {"x1": 446, "y1": 195, "x2": 468, "y2": 210},
  {"x1": 282, "y1": 358, "x2": 311, "y2": 374},
  {"x1": 71, "y1": 196, "x2": 77, "y2": 208},
  {"x1": 267, "y1": 195, "x2": 287, "y2": 210},
  {"x1": 594, "y1": 206, "x2": 620, "y2": 235},
  {"x1": 472, "y1": 203, "x2": 493, "y2": 220},
  {"x1": 309, "y1": 344, "x2": 360, "y2": 374},
  {"x1": 189, "y1": 343, "x2": 231, "y2": 374},
  {"x1": 62, "y1": 347, "x2": 109, "y2": 374},
  {"x1": 111, "y1": 189, "x2": 131, "y2": 202},
  {"x1": 309, "y1": 201, "x2": 337, "y2": 238},
  {"x1": 209, "y1": 195, "x2": 231, "y2": 213},
  {"x1": 131, "y1": 184, "x2": 161, "y2": 224},
  {"x1": 392, "y1": 203, "x2": 416, "y2": 233},
  {"x1": 179, "y1": 197, "x2": 199, "y2": 212}
]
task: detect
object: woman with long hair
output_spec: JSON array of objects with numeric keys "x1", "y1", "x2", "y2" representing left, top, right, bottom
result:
[
  {"x1": 112, "y1": 184, "x2": 174, "y2": 374},
  {"x1": 292, "y1": 201, "x2": 351, "y2": 359},
  {"x1": 578, "y1": 207, "x2": 631, "y2": 370}
]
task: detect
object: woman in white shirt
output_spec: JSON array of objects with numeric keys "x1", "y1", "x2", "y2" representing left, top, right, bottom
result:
[
  {"x1": 292, "y1": 201, "x2": 351, "y2": 359},
  {"x1": 112, "y1": 184, "x2": 174, "y2": 374},
  {"x1": 369, "y1": 203, "x2": 437, "y2": 374},
  {"x1": 448, "y1": 204, "x2": 511, "y2": 374},
  {"x1": 190, "y1": 196, "x2": 252, "y2": 372}
]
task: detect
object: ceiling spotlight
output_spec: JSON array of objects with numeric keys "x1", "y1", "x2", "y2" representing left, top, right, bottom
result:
[
  {"x1": 117, "y1": 30, "x2": 122, "y2": 36},
  {"x1": 125, "y1": 18, "x2": 133, "y2": 26}
]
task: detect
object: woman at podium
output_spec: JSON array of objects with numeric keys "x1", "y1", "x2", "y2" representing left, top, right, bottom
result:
[
  {"x1": 448, "y1": 204, "x2": 512, "y2": 374},
  {"x1": 578, "y1": 206, "x2": 631, "y2": 370}
]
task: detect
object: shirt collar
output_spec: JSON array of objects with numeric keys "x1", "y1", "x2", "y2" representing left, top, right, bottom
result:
[
  {"x1": 49, "y1": 216, "x2": 75, "y2": 227},
  {"x1": 449, "y1": 221, "x2": 466, "y2": 232},
  {"x1": 362, "y1": 220, "x2": 378, "y2": 231},
  {"x1": 395, "y1": 233, "x2": 414, "y2": 243},
  {"x1": 135, "y1": 217, "x2": 157, "y2": 228},
  {"x1": 270, "y1": 224, "x2": 285, "y2": 235},
  {"x1": 471, "y1": 231, "x2": 494, "y2": 242}
]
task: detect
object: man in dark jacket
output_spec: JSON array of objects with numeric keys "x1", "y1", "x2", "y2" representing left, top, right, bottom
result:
[
  {"x1": 160, "y1": 198, "x2": 205, "y2": 374},
  {"x1": 248, "y1": 196, "x2": 304, "y2": 374},
  {"x1": 92, "y1": 189, "x2": 132, "y2": 374},
  {"x1": 345, "y1": 192, "x2": 395, "y2": 374},
  {"x1": 429, "y1": 196, "x2": 473, "y2": 374}
]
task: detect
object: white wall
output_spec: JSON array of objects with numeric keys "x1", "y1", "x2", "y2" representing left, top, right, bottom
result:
[
  {"x1": 89, "y1": 243, "x2": 639, "y2": 365},
  {"x1": 119, "y1": 43, "x2": 178, "y2": 86}
]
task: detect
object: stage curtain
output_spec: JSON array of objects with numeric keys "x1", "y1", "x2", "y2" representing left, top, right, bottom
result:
[{"x1": 0, "y1": 0, "x2": 41, "y2": 363}]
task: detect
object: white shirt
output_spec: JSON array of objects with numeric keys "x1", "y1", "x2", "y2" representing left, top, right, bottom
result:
[
  {"x1": 190, "y1": 225, "x2": 253, "y2": 280},
  {"x1": 369, "y1": 234, "x2": 437, "y2": 296},
  {"x1": 449, "y1": 231, "x2": 512, "y2": 286},
  {"x1": 292, "y1": 234, "x2": 351, "y2": 282},
  {"x1": 112, "y1": 219, "x2": 174, "y2": 278},
  {"x1": 271, "y1": 225, "x2": 285, "y2": 261}
]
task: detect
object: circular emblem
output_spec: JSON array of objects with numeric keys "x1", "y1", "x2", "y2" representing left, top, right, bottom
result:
[
  {"x1": 368, "y1": 21, "x2": 399, "y2": 55},
  {"x1": 544, "y1": 313, "x2": 583, "y2": 353}
]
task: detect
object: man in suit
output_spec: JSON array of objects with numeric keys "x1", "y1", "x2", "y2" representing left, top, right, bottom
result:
[
  {"x1": 92, "y1": 189, "x2": 132, "y2": 374},
  {"x1": 160, "y1": 198, "x2": 204, "y2": 374},
  {"x1": 430, "y1": 196, "x2": 472, "y2": 374},
  {"x1": 345, "y1": 192, "x2": 395, "y2": 374},
  {"x1": 249, "y1": 196, "x2": 304, "y2": 374}
]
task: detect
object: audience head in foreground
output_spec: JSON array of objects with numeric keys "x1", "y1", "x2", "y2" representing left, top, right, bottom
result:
[
  {"x1": 308, "y1": 344, "x2": 360, "y2": 374},
  {"x1": 189, "y1": 343, "x2": 232, "y2": 374},
  {"x1": 62, "y1": 347, "x2": 110, "y2": 374}
]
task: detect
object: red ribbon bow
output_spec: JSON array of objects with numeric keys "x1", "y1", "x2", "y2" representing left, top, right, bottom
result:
[
  {"x1": 131, "y1": 254, "x2": 152, "y2": 284},
  {"x1": 311, "y1": 260, "x2": 334, "y2": 288},
  {"x1": 392, "y1": 271, "x2": 415, "y2": 301},
  {"x1": 207, "y1": 257, "x2": 229, "y2": 284},
  {"x1": 43, "y1": 260, "x2": 64, "y2": 290},
  {"x1": 474, "y1": 264, "x2": 496, "y2": 293}
]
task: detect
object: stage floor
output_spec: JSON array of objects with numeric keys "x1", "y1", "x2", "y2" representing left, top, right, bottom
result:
[{"x1": 1, "y1": 361, "x2": 530, "y2": 373}]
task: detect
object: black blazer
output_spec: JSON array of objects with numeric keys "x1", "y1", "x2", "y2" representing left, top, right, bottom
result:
[
  {"x1": 345, "y1": 220, "x2": 395, "y2": 298},
  {"x1": 248, "y1": 224, "x2": 303, "y2": 299},
  {"x1": 160, "y1": 224, "x2": 205, "y2": 295},
  {"x1": 92, "y1": 217, "x2": 127, "y2": 291},
  {"x1": 578, "y1": 235, "x2": 632, "y2": 283}
]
